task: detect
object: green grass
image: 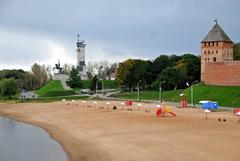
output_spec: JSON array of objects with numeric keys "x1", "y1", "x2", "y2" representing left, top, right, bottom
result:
[
  {"x1": 40, "y1": 90, "x2": 75, "y2": 97},
  {"x1": 36, "y1": 80, "x2": 64, "y2": 96},
  {"x1": 36, "y1": 80, "x2": 76, "y2": 97},
  {"x1": 113, "y1": 83, "x2": 240, "y2": 107}
]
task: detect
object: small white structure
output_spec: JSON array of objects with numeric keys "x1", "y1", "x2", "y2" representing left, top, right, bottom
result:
[{"x1": 20, "y1": 91, "x2": 37, "y2": 99}]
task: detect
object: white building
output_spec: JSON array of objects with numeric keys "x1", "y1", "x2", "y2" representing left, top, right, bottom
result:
[{"x1": 76, "y1": 35, "x2": 88, "y2": 80}]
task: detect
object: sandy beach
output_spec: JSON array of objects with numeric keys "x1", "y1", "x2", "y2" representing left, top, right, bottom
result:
[{"x1": 0, "y1": 101, "x2": 239, "y2": 161}]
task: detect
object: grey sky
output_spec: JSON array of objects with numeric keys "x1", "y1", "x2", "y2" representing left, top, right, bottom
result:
[{"x1": 0, "y1": 0, "x2": 239, "y2": 70}]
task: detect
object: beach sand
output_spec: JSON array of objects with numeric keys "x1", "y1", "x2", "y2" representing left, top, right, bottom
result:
[{"x1": 0, "y1": 101, "x2": 239, "y2": 161}]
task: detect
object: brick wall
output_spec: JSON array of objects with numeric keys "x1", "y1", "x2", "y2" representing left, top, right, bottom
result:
[{"x1": 204, "y1": 61, "x2": 240, "y2": 86}]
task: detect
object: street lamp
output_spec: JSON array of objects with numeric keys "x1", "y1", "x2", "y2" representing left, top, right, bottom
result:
[
  {"x1": 102, "y1": 79, "x2": 105, "y2": 95},
  {"x1": 96, "y1": 77, "x2": 98, "y2": 98},
  {"x1": 137, "y1": 80, "x2": 141, "y2": 101},
  {"x1": 159, "y1": 81, "x2": 165, "y2": 104},
  {"x1": 191, "y1": 80, "x2": 198, "y2": 106}
]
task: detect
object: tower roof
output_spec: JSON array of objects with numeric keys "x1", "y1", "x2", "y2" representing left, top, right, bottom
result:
[{"x1": 201, "y1": 22, "x2": 233, "y2": 43}]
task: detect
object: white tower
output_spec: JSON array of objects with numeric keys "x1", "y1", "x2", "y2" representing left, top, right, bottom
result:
[{"x1": 76, "y1": 34, "x2": 87, "y2": 80}]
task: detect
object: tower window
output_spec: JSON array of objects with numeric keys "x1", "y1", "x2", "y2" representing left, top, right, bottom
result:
[
  {"x1": 213, "y1": 57, "x2": 216, "y2": 62},
  {"x1": 204, "y1": 51, "x2": 206, "y2": 54},
  {"x1": 216, "y1": 50, "x2": 218, "y2": 54},
  {"x1": 216, "y1": 42, "x2": 218, "y2": 46}
]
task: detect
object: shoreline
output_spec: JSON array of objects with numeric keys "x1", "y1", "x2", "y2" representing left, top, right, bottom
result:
[
  {"x1": 0, "y1": 111, "x2": 73, "y2": 161},
  {"x1": 0, "y1": 101, "x2": 239, "y2": 161}
]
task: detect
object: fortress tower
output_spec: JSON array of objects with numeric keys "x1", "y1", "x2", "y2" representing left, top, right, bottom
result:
[
  {"x1": 76, "y1": 34, "x2": 87, "y2": 80},
  {"x1": 201, "y1": 21, "x2": 233, "y2": 81},
  {"x1": 201, "y1": 21, "x2": 240, "y2": 86}
]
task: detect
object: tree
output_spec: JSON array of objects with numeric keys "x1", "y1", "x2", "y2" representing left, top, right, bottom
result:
[
  {"x1": 66, "y1": 67, "x2": 83, "y2": 89},
  {"x1": 116, "y1": 59, "x2": 136, "y2": 91},
  {"x1": 233, "y1": 43, "x2": 240, "y2": 60},
  {"x1": 31, "y1": 63, "x2": 49, "y2": 89},
  {"x1": 116, "y1": 59, "x2": 152, "y2": 91},
  {"x1": 153, "y1": 67, "x2": 183, "y2": 91},
  {"x1": 175, "y1": 54, "x2": 200, "y2": 84},
  {"x1": 63, "y1": 63, "x2": 73, "y2": 75},
  {"x1": 0, "y1": 78, "x2": 18, "y2": 99},
  {"x1": 152, "y1": 55, "x2": 179, "y2": 80}
]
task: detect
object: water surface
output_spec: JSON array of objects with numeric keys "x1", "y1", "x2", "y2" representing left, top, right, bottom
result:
[{"x1": 0, "y1": 116, "x2": 68, "y2": 161}]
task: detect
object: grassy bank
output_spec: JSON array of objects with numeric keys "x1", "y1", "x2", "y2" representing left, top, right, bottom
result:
[{"x1": 113, "y1": 83, "x2": 240, "y2": 107}]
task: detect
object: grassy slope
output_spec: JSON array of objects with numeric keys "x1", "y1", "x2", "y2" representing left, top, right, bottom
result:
[
  {"x1": 36, "y1": 80, "x2": 75, "y2": 97},
  {"x1": 114, "y1": 83, "x2": 240, "y2": 107}
]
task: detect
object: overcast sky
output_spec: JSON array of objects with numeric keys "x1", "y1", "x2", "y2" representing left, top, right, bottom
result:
[{"x1": 0, "y1": 0, "x2": 239, "y2": 70}]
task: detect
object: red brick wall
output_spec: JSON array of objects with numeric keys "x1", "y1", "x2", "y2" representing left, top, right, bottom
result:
[{"x1": 204, "y1": 61, "x2": 240, "y2": 86}]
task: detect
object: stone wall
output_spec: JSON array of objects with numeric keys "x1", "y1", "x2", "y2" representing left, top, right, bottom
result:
[
  {"x1": 204, "y1": 61, "x2": 240, "y2": 86},
  {"x1": 54, "y1": 73, "x2": 70, "y2": 90}
]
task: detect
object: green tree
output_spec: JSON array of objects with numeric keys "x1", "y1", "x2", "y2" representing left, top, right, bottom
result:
[
  {"x1": 175, "y1": 54, "x2": 200, "y2": 84},
  {"x1": 152, "y1": 55, "x2": 180, "y2": 80},
  {"x1": 233, "y1": 43, "x2": 240, "y2": 60},
  {"x1": 0, "y1": 78, "x2": 18, "y2": 99},
  {"x1": 116, "y1": 59, "x2": 152, "y2": 91},
  {"x1": 66, "y1": 67, "x2": 83, "y2": 89},
  {"x1": 153, "y1": 67, "x2": 183, "y2": 90}
]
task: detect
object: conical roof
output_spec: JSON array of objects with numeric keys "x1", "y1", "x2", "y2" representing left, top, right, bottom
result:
[{"x1": 202, "y1": 22, "x2": 232, "y2": 43}]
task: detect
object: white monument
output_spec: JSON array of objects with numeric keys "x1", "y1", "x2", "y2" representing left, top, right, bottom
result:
[{"x1": 76, "y1": 34, "x2": 87, "y2": 80}]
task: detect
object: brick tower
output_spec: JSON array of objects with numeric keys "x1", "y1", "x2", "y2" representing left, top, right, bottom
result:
[{"x1": 201, "y1": 21, "x2": 233, "y2": 82}]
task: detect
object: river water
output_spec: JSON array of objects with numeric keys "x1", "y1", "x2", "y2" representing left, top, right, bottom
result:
[{"x1": 0, "y1": 116, "x2": 68, "y2": 161}]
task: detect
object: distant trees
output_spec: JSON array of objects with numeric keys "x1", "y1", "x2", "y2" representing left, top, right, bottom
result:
[
  {"x1": 66, "y1": 67, "x2": 83, "y2": 89},
  {"x1": 86, "y1": 61, "x2": 117, "y2": 80},
  {"x1": 233, "y1": 43, "x2": 240, "y2": 60},
  {"x1": 0, "y1": 78, "x2": 18, "y2": 99},
  {"x1": 31, "y1": 63, "x2": 49, "y2": 89},
  {"x1": 116, "y1": 54, "x2": 200, "y2": 91}
]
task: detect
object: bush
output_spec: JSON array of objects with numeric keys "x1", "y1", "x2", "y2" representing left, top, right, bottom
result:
[{"x1": 0, "y1": 78, "x2": 18, "y2": 99}]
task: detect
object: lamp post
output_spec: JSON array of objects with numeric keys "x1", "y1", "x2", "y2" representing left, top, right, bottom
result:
[
  {"x1": 96, "y1": 77, "x2": 98, "y2": 98},
  {"x1": 159, "y1": 81, "x2": 165, "y2": 104},
  {"x1": 137, "y1": 80, "x2": 141, "y2": 102},
  {"x1": 102, "y1": 79, "x2": 104, "y2": 95},
  {"x1": 191, "y1": 80, "x2": 198, "y2": 106}
]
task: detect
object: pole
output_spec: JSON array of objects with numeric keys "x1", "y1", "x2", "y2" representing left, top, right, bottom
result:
[
  {"x1": 137, "y1": 80, "x2": 141, "y2": 102},
  {"x1": 102, "y1": 80, "x2": 104, "y2": 95},
  {"x1": 137, "y1": 81, "x2": 140, "y2": 101},
  {"x1": 191, "y1": 80, "x2": 198, "y2": 107},
  {"x1": 159, "y1": 81, "x2": 165, "y2": 104},
  {"x1": 159, "y1": 84, "x2": 162, "y2": 104},
  {"x1": 191, "y1": 85, "x2": 193, "y2": 106},
  {"x1": 96, "y1": 79, "x2": 98, "y2": 98}
]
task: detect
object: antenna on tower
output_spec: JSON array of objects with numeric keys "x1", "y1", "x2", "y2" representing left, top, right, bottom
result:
[
  {"x1": 214, "y1": 19, "x2": 218, "y2": 24},
  {"x1": 77, "y1": 34, "x2": 80, "y2": 43}
]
